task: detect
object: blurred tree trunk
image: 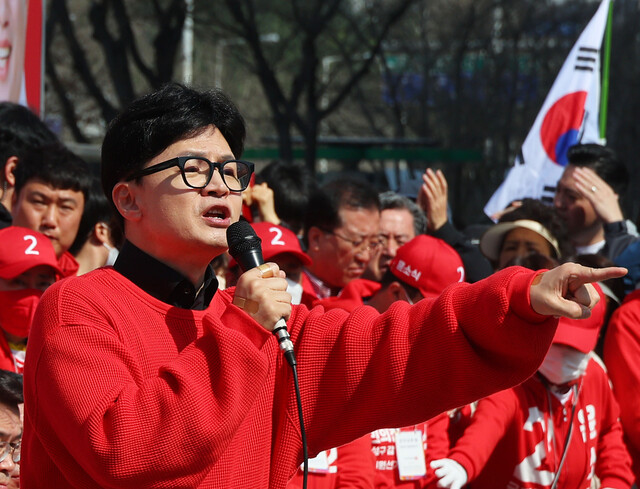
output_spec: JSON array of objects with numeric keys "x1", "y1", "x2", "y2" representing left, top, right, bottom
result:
[{"x1": 46, "y1": 0, "x2": 186, "y2": 140}]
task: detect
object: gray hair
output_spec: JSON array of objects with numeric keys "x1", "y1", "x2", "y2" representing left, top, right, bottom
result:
[{"x1": 379, "y1": 191, "x2": 427, "y2": 235}]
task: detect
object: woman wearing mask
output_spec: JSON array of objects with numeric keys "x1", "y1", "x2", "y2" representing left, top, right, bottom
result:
[
  {"x1": 430, "y1": 279, "x2": 634, "y2": 489},
  {"x1": 0, "y1": 226, "x2": 61, "y2": 373}
]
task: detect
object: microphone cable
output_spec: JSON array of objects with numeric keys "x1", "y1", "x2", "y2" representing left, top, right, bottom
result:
[
  {"x1": 291, "y1": 361, "x2": 308, "y2": 489},
  {"x1": 275, "y1": 326, "x2": 307, "y2": 488}
]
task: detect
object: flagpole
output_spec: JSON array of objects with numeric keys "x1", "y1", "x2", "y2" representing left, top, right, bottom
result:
[{"x1": 599, "y1": 0, "x2": 614, "y2": 142}]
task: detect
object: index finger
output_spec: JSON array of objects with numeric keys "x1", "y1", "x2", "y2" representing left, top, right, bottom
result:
[{"x1": 569, "y1": 266, "x2": 627, "y2": 290}]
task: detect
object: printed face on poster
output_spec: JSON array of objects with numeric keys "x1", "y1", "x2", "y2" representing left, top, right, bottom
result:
[{"x1": 0, "y1": 0, "x2": 43, "y2": 114}]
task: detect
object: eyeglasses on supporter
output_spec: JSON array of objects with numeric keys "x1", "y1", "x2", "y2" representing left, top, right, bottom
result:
[
  {"x1": 126, "y1": 156, "x2": 255, "y2": 192},
  {"x1": 321, "y1": 228, "x2": 382, "y2": 253},
  {"x1": 0, "y1": 441, "x2": 20, "y2": 463}
]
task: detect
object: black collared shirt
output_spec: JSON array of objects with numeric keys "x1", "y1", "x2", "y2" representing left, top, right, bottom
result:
[
  {"x1": 0, "y1": 203, "x2": 12, "y2": 230},
  {"x1": 113, "y1": 240, "x2": 218, "y2": 310}
]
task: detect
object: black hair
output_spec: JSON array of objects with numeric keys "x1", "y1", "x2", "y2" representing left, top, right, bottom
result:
[
  {"x1": 567, "y1": 143, "x2": 628, "y2": 196},
  {"x1": 0, "y1": 370, "x2": 23, "y2": 406},
  {"x1": 303, "y1": 177, "x2": 380, "y2": 247},
  {"x1": 69, "y1": 176, "x2": 123, "y2": 255},
  {"x1": 379, "y1": 191, "x2": 427, "y2": 236},
  {"x1": 0, "y1": 102, "x2": 58, "y2": 182},
  {"x1": 379, "y1": 269, "x2": 421, "y2": 301},
  {"x1": 256, "y1": 160, "x2": 317, "y2": 234},
  {"x1": 14, "y1": 143, "x2": 92, "y2": 204},
  {"x1": 101, "y1": 83, "x2": 246, "y2": 217},
  {"x1": 498, "y1": 198, "x2": 574, "y2": 259}
]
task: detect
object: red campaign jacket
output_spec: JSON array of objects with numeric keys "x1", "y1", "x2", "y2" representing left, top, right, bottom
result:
[
  {"x1": 448, "y1": 358, "x2": 634, "y2": 489},
  {"x1": 313, "y1": 279, "x2": 382, "y2": 312},
  {"x1": 604, "y1": 288, "x2": 640, "y2": 484},
  {"x1": 287, "y1": 434, "x2": 375, "y2": 489},
  {"x1": 23, "y1": 266, "x2": 557, "y2": 488},
  {"x1": 447, "y1": 404, "x2": 475, "y2": 449},
  {"x1": 371, "y1": 413, "x2": 449, "y2": 489}
]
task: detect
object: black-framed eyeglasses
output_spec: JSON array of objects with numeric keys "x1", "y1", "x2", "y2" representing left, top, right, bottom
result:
[
  {"x1": 0, "y1": 441, "x2": 20, "y2": 463},
  {"x1": 320, "y1": 228, "x2": 382, "y2": 254},
  {"x1": 126, "y1": 156, "x2": 254, "y2": 192}
]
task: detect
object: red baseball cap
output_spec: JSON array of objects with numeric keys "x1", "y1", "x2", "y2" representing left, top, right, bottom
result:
[
  {"x1": 553, "y1": 283, "x2": 606, "y2": 353},
  {"x1": 0, "y1": 226, "x2": 63, "y2": 279},
  {"x1": 390, "y1": 235, "x2": 465, "y2": 298},
  {"x1": 228, "y1": 222, "x2": 312, "y2": 267}
]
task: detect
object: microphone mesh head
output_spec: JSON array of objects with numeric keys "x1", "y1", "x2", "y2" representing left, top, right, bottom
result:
[{"x1": 226, "y1": 220, "x2": 262, "y2": 259}]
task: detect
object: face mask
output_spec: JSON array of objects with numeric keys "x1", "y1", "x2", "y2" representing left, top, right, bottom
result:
[
  {"x1": 0, "y1": 289, "x2": 43, "y2": 338},
  {"x1": 286, "y1": 277, "x2": 303, "y2": 305},
  {"x1": 538, "y1": 344, "x2": 590, "y2": 385},
  {"x1": 104, "y1": 243, "x2": 119, "y2": 267}
]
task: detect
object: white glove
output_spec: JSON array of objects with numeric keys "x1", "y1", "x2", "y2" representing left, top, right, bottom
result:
[{"x1": 430, "y1": 458, "x2": 468, "y2": 489}]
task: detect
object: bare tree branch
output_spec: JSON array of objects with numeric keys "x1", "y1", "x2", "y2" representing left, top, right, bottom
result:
[
  {"x1": 321, "y1": 0, "x2": 414, "y2": 118},
  {"x1": 111, "y1": 0, "x2": 159, "y2": 86},
  {"x1": 89, "y1": 0, "x2": 136, "y2": 106},
  {"x1": 48, "y1": 0, "x2": 118, "y2": 124},
  {"x1": 45, "y1": 3, "x2": 89, "y2": 142}
]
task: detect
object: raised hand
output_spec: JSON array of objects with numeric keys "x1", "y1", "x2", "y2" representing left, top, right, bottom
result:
[
  {"x1": 418, "y1": 168, "x2": 449, "y2": 232},
  {"x1": 572, "y1": 166, "x2": 624, "y2": 224},
  {"x1": 243, "y1": 182, "x2": 281, "y2": 225}
]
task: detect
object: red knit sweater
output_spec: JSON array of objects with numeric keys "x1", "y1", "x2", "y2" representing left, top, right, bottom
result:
[
  {"x1": 286, "y1": 434, "x2": 375, "y2": 489},
  {"x1": 448, "y1": 358, "x2": 634, "y2": 489},
  {"x1": 23, "y1": 266, "x2": 556, "y2": 488}
]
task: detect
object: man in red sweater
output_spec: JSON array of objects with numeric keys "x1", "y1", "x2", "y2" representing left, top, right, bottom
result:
[{"x1": 22, "y1": 83, "x2": 624, "y2": 489}]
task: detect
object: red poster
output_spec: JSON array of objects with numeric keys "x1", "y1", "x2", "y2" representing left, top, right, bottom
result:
[{"x1": 0, "y1": 0, "x2": 43, "y2": 114}]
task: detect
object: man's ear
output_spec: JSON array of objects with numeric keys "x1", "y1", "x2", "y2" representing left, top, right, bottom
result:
[
  {"x1": 306, "y1": 226, "x2": 323, "y2": 252},
  {"x1": 93, "y1": 221, "x2": 111, "y2": 245},
  {"x1": 3, "y1": 157, "x2": 18, "y2": 187},
  {"x1": 112, "y1": 182, "x2": 141, "y2": 222},
  {"x1": 388, "y1": 281, "x2": 409, "y2": 302}
]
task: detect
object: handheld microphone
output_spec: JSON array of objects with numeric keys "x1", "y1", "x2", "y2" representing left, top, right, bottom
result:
[{"x1": 227, "y1": 220, "x2": 296, "y2": 366}]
